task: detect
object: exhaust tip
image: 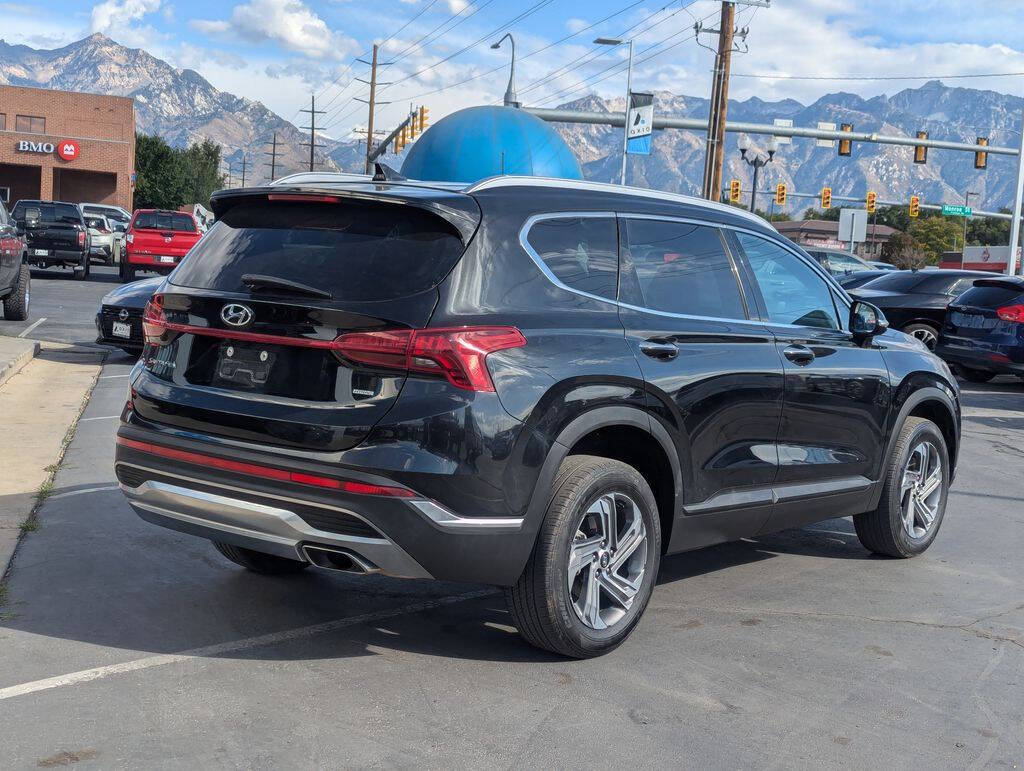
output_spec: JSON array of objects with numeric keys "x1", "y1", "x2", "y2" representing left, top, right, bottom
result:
[{"x1": 302, "y1": 545, "x2": 378, "y2": 575}]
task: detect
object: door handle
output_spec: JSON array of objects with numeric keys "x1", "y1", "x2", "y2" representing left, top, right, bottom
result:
[
  {"x1": 782, "y1": 344, "x2": 815, "y2": 365},
  {"x1": 639, "y1": 340, "x2": 679, "y2": 360}
]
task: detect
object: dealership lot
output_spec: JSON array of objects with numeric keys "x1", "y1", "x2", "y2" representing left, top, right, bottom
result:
[{"x1": 0, "y1": 272, "x2": 1020, "y2": 767}]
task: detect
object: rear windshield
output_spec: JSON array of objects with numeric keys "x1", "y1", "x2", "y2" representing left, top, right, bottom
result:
[
  {"x1": 169, "y1": 199, "x2": 466, "y2": 302},
  {"x1": 12, "y1": 202, "x2": 82, "y2": 225},
  {"x1": 84, "y1": 206, "x2": 129, "y2": 224},
  {"x1": 858, "y1": 273, "x2": 923, "y2": 292},
  {"x1": 954, "y1": 284, "x2": 1024, "y2": 308},
  {"x1": 133, "y1": 212, "x2": 197, "y2": 232}
]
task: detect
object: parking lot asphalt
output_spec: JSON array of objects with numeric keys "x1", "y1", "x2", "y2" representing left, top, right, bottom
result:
[
  {"x1": 0, "y1": 355, "x2": 1021, "y2": 768},
  {"x1": 0, "y1": 264, "x2": 126, "y2": 348}
]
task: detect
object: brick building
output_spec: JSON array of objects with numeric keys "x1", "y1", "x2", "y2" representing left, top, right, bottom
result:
[
  {"x1": 773, "y1": 219, "x2": 898, "y2": 258},
  {"x1": 0, "y1": 84, "x2": 134, "y2": 210}
]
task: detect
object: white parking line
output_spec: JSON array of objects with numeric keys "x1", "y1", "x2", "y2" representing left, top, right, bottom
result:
[
  {"x1": 17, "y1": 317, "x2": 46, "y2": 338},
  {"x1": 804, "y1": 528, "x2": 855, "y2": 538},
  {"x1": 0, "y1": 589, "x2": 495, "y2": 702},
  {"x1": 99, "y1": 374, "x2": 131, "y2": 379},
  {"x1": 78, "y1": 415, "x2": 120, "y2": 422},
  {"x1": 49, "y1": 485, "x2": 120, "y2": 500}
]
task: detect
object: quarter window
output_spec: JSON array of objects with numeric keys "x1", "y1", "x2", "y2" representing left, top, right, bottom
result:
[
  {"x1": 525, "y1": 216, "x2": 619, "y2": 301},
  {"x1": 736, "y1": 232, "x2": 840, "y2": 330},
  {"x1": 15, "y1": 115, "x2": 46, "y2": 134},
  {"x1": 621, "y1": 218, "x2": 746, "y2": 319}
]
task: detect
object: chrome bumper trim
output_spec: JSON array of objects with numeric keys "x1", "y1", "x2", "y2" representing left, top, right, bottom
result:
[
  {"x1": 408, "y1": 500, "x2": 525, "y2": 532},
  {"x1": 120, "y1": 476, "x2": 432, "y2": 579}
]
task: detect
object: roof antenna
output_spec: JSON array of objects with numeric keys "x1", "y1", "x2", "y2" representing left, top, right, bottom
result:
[{"x1": 372, "y1": 162, "x2": 407, "y2": 182}]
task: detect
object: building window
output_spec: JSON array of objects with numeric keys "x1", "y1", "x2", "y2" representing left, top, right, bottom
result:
[
  {"x1": 0, "y1": 114, "x2": 6, "y2": 131},
  {"x1": 15, "y1": 115, "x2": 46, "y2": 134}
]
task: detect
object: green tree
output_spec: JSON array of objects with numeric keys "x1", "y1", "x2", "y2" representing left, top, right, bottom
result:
[
  {"x1": 754, "y1": 209, "x2": 791, "y2": 222},
  {"x1": 881, "y1": 231, "x2": 927, "y2": 270},
  {"x1": 134, "y1": 133, "x2": 188, "y2": 210},
  {"x1": 181, "y1": 140, "x2": 225, "y2": 207},
  {"x1": 909, "y1": 216, "x2": 963, "y2": 263},
  {"x1": 803, "y1": 207, "x2": 840, "y2": 221},
  {"x1": 967, "y1": 209, "x2": 1011, "y2": 246},
  {"x1": 872, "y1": 205, "x2": 910, "y2": 233}
]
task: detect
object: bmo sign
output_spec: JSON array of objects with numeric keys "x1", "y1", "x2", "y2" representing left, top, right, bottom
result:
[{"x1": 16, "y1": 139, "x2": 80, "y2": 161}]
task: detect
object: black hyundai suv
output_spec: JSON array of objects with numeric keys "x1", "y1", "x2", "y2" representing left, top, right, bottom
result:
[{"x1": 115, "y1": 173, "x2": 961, "y2": 658}]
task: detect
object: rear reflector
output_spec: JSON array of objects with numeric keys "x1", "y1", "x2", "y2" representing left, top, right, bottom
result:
[
  {"x1": 996, "y1": 304, "x2": 1024, "y2": 323},
  {"x1": 116, "y1": 436, "x2": 416, "y2": 497}
]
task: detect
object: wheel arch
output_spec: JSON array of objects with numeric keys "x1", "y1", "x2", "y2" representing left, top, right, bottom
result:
[{"x1": 525, "y1": 406, "x2": 682, "y2": 553}]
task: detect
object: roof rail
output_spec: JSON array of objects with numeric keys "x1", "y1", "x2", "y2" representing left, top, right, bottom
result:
[{"x1": 465, "y1": 176, "x2": 770, "y2": 227}]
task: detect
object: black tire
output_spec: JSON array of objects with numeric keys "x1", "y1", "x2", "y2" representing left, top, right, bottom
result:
[
  {"x1": 959, "y1": 367, "x2": 996, "y2": 383},
  {"x1": 2, "y1": 264, "x2": 30, "y2": 321},
  {"x1": 504, "y1": 455, "x2": 661, "y2": 658},
  {"x1": 854, "y1": 417, "x2": 949, "y2": 558},
  {"x1": 901, "y1": 322, "x2": 939, "y2": 350},
  {"x1": 212, "y1": 541, "x2": 310, "y2": 575},
  {"x1": 120, "y1": 260, "x2": 135, "y2": 283},
  {"x1": 74, "y1": 254, "x2": 90, "y2": 280}
]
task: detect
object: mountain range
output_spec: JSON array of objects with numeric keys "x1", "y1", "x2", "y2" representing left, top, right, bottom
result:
[{"x1": 1, "y1": 34, "x2": 1020, "y2": 213}]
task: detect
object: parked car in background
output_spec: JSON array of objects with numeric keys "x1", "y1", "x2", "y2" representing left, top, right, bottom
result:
[
  {"x1": 848, "y1": 269, "x2": 992, "y2": 349},
  {"x1": 803, "y1": 247, "x2": 876, "y2": 277},
  {"x1": 0, "y1": 197, "x2": 30, "y2": 320},
  {"x1": 84, "y1": 214, "x2": 118, "y2": 265},
  {"x1": 10, "y1": 200, "x2": 91, "y2": 279},
  {"x1": 936, "y1": 276, "x2": 1024, "y2": 383},
  {"x1": 837, "y1": 269, "x2": 893, "y2": 291},
  {"x1": 122, "y1": 209, "x2": 201, "y2": 282},
  {"x1": 95, "y1": 276, "x2": 162, "y2": 356},
  {"x1": 868, "y1": 261, "x2": 898, "y2": 271},
  {"x1": 115, "y1": 173, "x2": 961, "y2": 659},
  {"x1": 81, "y1": 203, "x2": 130, "y2": 257}
]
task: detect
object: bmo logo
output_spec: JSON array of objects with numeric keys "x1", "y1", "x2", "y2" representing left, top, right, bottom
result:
[
  {"x1": 57, "y1": 140, "x2": 80, "y2": 161},
  {"x1": 15, "y1": 139, "x2": 80, "y2": 161}
]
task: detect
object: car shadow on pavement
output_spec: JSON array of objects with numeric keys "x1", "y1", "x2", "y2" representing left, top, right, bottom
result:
[{"x1": 28, "y1": 268, "x2": 121, "y2": 285}]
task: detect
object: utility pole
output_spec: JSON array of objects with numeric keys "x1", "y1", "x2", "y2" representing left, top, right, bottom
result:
[
  {"x1": 239, "y1": 155, "x2": 247, "y2": 187},
  {"x1": 356, "y1": 45, "x2": 392, "y2": 174},
  {"x1": 961, "y1": 190, "x2": 977, "y2": 268},
  {"x1": 299, "y1": 95, "x2": 326, "y2": 172},
  {"x1": 264, "y1": 132, "x2": 279, "y2": 182},
  {"x1": 701, "y1": 2, "x2": 735, "y2": 202},
  {"x1": 1009, "y1": 108, "x2": 1024, "y2": 275}
]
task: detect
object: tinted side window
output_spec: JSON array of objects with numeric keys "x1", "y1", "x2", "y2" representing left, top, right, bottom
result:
[
  {"x1": 621, "y1": 219, "x2": 746, "y2": 319},
  {"x1": 737, "y1": 232, "x2": 840, "y2": 330},
  {"x1": 525, "y1": 216, "x2": 618, "y2": 301}
]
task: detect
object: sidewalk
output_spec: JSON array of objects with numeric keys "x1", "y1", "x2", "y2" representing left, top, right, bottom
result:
[{"x1": 0, "y1": 342, "x2": 104, "y2": 576}]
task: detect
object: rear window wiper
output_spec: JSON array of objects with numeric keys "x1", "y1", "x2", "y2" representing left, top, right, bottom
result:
[{"x1": 241, "y1": 274, "x2": 334, "y2": 300}]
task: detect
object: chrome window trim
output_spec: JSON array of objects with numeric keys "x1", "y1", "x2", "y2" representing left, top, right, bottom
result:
[{"x1": 518, "y1": 210, "x2": 851, "y2": 332}]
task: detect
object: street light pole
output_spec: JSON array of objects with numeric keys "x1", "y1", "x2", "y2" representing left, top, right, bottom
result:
[
  {"x1": 1008, "y1": 108, "x2": 1024, "y2": 275},
  {"x1": 962, "y1": 190, "x2": 977, "y2": 268},
  {"x1": 491, "y1": 34, "x2": 519, "y2": 107},
  {"x1": 737, "y1": 134, "x2": 776, "y2": 214},
  {"x1": 595, "y1": 37, "x2": 634, "y2": 186}
]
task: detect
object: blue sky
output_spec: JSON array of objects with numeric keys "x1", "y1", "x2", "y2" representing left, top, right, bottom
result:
[{"x1": 5, "y1": 0, "x2": 1024, "y2": 138}]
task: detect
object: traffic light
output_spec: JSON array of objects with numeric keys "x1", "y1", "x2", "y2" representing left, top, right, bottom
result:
[
  {"x1": 866, "y1": 191, "x2": 876, "y2": 214},
  {"x1": 838, "y1": 123, "x2": 853, "y2": 156},
  {"x1": 729, "y1": 179, "x2": 742, "y2": 204},
  {"x1": 975, "y1": 136, "x2": 989, "y2": 169},
  {"x1": 409, "y1": 112, "x2": 418, "y2": 139},
  {"x1": 914, "y1": 130, "x2": 928, "y2": 164},
  {"x1": 821, "y1": 186, "x2": 832, "y2": 209},
  {"x1": 418, "y1": 105, "x2": 430, "y2": 133},
  {"x1": 396, "y1": 125, "x2": 407, "y2": 151},
  {"x1": 909, "y1": 195, "x2": 920, "y2": 218},
  {"x1": 775, "y1": 183, "x2": 787, "y2": 206}
]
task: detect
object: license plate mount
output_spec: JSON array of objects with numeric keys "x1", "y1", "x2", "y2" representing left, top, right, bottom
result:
[{"x1": 212, "y1": 343, "x2": 277, "y2": 391}]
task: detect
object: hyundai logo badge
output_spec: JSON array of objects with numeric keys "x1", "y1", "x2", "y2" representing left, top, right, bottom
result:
[{"x1": 221, "y1": 303, "x2": 254, "y2": 327}]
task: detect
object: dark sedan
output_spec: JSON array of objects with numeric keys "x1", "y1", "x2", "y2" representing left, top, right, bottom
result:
[
  {"x1": 837, "y1": 269, "x2": 893, "y2": 291},
  {"x1": 936, "y1": 276, "x2": 1024, "y2": 383},
  {"x1": 848, "y1": 269, "x2": 994, "y2": 349},
  {"x1": 95, "y1": 277, "x2": 163, "y2": 355}
]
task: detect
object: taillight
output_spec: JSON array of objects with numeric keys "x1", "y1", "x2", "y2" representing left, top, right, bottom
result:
[
  {"x1": 141, "y1": 294, "x2": 167, "y2": 346},
  {"x1": 77, "y1": 230, "x2": 86, "y2": 247},
  {"x1": 996, "y1": 304, "x2": 1024, "y2": 323},
  {"x1": 334, "y1": 327, "x2": 526, "y2": 391}
]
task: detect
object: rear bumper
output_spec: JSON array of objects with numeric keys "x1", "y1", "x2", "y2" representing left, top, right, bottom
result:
[
  {"x1": 115, "y1": 422, "x2": 538, "y2": 585},
  {"x1": 935, "y1": 342, "x2": 1024, "y2": 375},
  {"x1": 125, "y1": 252, "x2": 186, "y2": 268},
  {"x1": 26, "y1": 249, "x2": 84, "y2": 265}
]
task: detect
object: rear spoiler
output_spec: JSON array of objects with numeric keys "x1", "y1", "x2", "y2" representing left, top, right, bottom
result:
[
  {"x1": 971, "y1": 277, "x2": 1024, "y2": 292},
  {"x1": 208, "y1": 185, "x2": 482, "y2": 242}
]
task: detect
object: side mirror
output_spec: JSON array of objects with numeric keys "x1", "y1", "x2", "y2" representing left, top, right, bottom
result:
[{"x1": 850, "y1": 300, "x2": 888, "y2": 344}]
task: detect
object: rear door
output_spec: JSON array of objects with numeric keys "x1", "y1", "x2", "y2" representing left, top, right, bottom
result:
[
  {"x1": 617, "y1": 216, "x2": 784, "y2": 549},
  {"x1": 133, "y1": 191, "x2": 477, "y2": 453},
  {"x1": 129, "y1": 211, "x2": 200, "y2": 266},
  {"x1": 730, "y1": 230, "x2": 890, "y2": 532}
]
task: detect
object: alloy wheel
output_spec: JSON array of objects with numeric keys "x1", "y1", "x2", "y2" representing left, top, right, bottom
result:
[
  {"x1": 908, "y1": 327, "x2": 937, "y2": 350},
  {"x1": 900, "y1": 440, "x2": 943, "y2": 539},
  {"x1": 567, "y1": 491, "x2": 648, "y2": 630}
]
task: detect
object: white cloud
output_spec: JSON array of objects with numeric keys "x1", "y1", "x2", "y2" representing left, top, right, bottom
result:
[
  {"x1": 90, "y1": 0, "x2": 161, "y2": 34},
  {"x1": 565, "y1": 18, "x2": 589, "y2": 35},
  {"x1": 192, "y1": 0, "x2": 358, "y2": 60}
]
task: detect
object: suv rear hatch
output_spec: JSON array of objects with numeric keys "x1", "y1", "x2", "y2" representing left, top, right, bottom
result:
[
  {"x1": 943, "y1": 278, "x2": 1024, "y2": 347},
  {"x1": 18, "y1": 202, "x2": 84, "y2": 254},
  {"x1": 128, "y1": 211, "x2": 200, "y2": 266},
  {"x1": 133, "y1": 186, "x2": 480, "y2": 452}
]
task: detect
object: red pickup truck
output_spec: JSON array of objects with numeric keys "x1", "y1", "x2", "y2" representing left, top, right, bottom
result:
[{"x1": 121, "y1": 209, "x2": 201, "y2": 282}]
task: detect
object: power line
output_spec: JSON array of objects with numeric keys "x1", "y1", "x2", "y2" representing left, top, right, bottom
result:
[{"x1": 731, "y1": 70, "x2": 1024, "y2": 81}]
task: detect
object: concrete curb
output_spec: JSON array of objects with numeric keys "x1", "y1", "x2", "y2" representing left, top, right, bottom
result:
[{"x1": 0, "y1": 337, "x2": 40, "y2": 389}]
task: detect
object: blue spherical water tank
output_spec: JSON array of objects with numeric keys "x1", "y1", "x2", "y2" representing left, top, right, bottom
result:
[{"x1": 400, "y1": 105, "x2": 582, "y2": 183}]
